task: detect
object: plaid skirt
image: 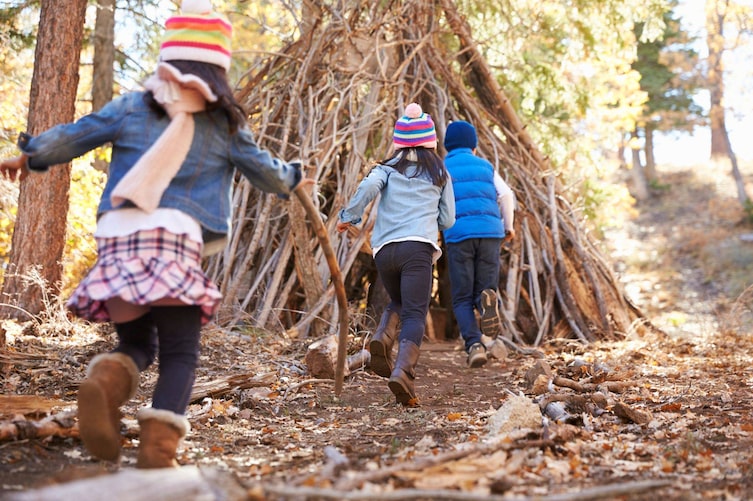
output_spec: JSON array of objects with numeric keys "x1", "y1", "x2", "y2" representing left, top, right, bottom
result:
[{"x1": 67, "y1": 228, "x2": 222, "y2": 325}]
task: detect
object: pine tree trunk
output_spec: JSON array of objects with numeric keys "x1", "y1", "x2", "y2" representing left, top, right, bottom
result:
[
  {"x1": 91, "y1": 0, "x2": 116, "y2": 172},
  {"x1": 92, "y1": 0, "x2": 115, "y2": 112},
  {"x1": 0, "y1": 0, "x2": 87, "y2": 320},
  {"x1": 706, "y1": 0, "x2": 729, "y2": 159},
  {"x1": 704, "y1": 0, "x2": 749, "y2": 206}
]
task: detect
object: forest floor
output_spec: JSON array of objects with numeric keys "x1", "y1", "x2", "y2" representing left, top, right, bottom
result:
[{"x1": 2, "y1": 160, "x2": 753, "y2": 500}]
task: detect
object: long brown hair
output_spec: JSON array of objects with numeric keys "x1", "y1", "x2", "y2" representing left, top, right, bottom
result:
[
  {"x1": 381, "y1": 148, "x2": 448, "y2": 188},
  {"x1": 144, "y1": 60, "x2": 247, "y2": 134}
]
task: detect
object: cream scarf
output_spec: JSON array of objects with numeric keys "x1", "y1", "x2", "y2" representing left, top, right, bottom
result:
[{"x1": 110, "y1": 62, "x2": 218, "y2": 212}]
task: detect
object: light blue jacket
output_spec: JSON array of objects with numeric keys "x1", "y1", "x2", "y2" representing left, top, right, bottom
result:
[
  {"x1": 18, "y1": 91, "x2": 301, "y2": 245},
  {"x1": 339, "y1": 161, "x2": 455, "y2": 255}
]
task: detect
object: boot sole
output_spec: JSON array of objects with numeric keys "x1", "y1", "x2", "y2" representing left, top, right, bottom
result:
[
  {"x1": 468, "y1": 353, "x2": 488, "y2": 368},
  {"x1": 77, "y1": 381, "x2": 121, "y2": 461},
  {"x1": 479, "y1": 290, "x2": 503, "y2": 339},
  {"x1": 388, "y1": 378, "x2": 419, "y2": 406},
  {"x1": 369, "y1": 339, "x2": 393, "y2": 378}
]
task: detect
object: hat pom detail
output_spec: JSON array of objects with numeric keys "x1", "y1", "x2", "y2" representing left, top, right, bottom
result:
[
  {"x1": 393, "y1": 102, "x2": 437, "y2": 149},
  {"x1": 181, "y1": 0, "x2": 212, "y2": 14},
  {"x1": 404, "y1": 103, "x2": 423, "y2": 119}
]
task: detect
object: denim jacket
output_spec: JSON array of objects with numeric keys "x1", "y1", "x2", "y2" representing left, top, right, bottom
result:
[
  {"x1": 18, "y1": 91, "x2": 301, "y2": 245},
  {"x1": 339, "y1": 161, "x2": 455, "y2": 255}
]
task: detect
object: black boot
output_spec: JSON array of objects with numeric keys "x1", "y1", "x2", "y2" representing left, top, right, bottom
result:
[
  {"x1": 388, "y1": 340, "x2": 421, "y2": 406},
  {"x1": 369, "y1": 308, "x2": 400, "y2": 378}
]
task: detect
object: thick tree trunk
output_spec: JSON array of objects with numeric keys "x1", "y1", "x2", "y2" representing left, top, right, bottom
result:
[
  {"x1": 704, "y1": 0, "x2": 749, "y2": 206},
  {"x1": 91, "y1": 0, "x2": 116, "y2": 172},
  {"x1": 706, "y1": 0, "x2": 729, "y2": 159},
  {"x1": 0, "y1": 0, "x2": 87, "y2": 320},
  {"x1": 92, "y1": 0, "x2": 115, "y2": 111}
]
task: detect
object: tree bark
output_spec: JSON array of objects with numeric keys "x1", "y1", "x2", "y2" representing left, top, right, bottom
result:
[
  {"x1": 91, "y1": 0, "x2": 116, "y2": 172},
  {"x1": 92, "y1": 0, "x2": 115, "y2": 112},
  {"x1": 706, "y1": 0, "x2": 729, "y2": 159},
  {"x1": 0, "y1": 0, "x2": 88, "y2": 320},
  {"x1": 723, "y1": 123, "x2": 749, "y2": 206},
  {"x1": 705, "y1": 0, "x2": 749, "y2": 206}
]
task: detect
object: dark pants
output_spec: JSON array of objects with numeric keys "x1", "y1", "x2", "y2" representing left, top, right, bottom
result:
[
  {"x1": 374, "y1": 241, "x2": 435, "y2": 347},
  {"x1": 114, "y1": 305, "x2": 202, "y2": 414},
  {"x1": 446, "y1": 238, "x2": 502, "y2": 351}
]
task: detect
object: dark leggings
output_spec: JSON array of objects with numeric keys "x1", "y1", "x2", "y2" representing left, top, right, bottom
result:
[
  {"x1": 114, "y1": 305, "x2": 202, "y2": 414},
  {"x1": 374, "y1": 241, "x2": 434, "y2": 347}
]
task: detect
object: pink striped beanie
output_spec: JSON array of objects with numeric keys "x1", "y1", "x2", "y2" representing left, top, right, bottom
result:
[
  {"x1": 393, "y1": 103, "x2": 437, "y2": 149},
  {"x1": 160, "y1": 0, "x2": 232, "y2": 71}
]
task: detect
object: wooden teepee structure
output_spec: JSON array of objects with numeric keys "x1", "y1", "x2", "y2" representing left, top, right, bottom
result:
[{"x1": 205, "y1": 0, "x2": 648, "y2": 345}]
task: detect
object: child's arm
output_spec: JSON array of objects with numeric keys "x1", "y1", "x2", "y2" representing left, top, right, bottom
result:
[
  {"x1": 438, "y1": 176, "x2": 456, "y2": 231},
  {"x1": 493, "y1": 171, "x2": 515, "y2": 238},
  {"x1": 16, "y1": 96, "x2": 127, "y2": 172},
  {"x1": 0, "y1": 154, "x2": 29, "y2": 182},
  {"x1": 230, "y1": 127, "x2": 303, "y2": 197},
  {"x1": 337, "y1": 165, "x2": 389, "y2": 230}
]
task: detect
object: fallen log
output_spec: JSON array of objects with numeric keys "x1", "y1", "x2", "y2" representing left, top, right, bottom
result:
[
  {"x1": 260, "y1": 479, "x2": 674, "y2": 501},
  {"x1": 5, "y1": 465, "x2": 247, "y2": 501},
  {"x1": 0, "y1": 394, "x2": 69, "y2": 419},
  {"x1": 189, "y1": 371, "x2": 277, "y2": 403},
  {"x1": 0, "y1": 410, "x2": 77, "y2": 442},
  {"x1": 552, "y1": 376, "x2": 633, "y2": 394}
]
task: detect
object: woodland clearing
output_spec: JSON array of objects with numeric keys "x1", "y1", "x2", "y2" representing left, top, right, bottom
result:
[{"x1": 2, "y1": 160, "x2": 753, "y2": 500}]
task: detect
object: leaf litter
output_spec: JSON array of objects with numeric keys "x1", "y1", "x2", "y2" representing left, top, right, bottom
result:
[{"x1": 2, "y1": 163, "x2": 753, "y2": 500}]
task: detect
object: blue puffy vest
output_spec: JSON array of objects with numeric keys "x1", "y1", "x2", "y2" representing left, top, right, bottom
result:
[{"x1": 442, "y1": 148, "x2": 505, "y2": 243}]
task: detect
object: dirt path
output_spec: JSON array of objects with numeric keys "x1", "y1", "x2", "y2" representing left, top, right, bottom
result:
[{"x1": 2, "y1": 162, "x2": 753, "y2": 500}]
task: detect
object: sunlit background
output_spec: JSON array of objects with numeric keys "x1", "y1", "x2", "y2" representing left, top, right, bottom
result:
[{"x1": 655, "y1": 0, "x2": 753, "y2": 165}]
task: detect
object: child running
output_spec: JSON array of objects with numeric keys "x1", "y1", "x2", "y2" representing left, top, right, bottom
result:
[
  {"x1": 1, "y1": 0, "x2": 308, "y2": 467},
  {"x1": 336, "y1": 103, "x2": 455, "y2": 406},
  {"x1": 442, "y1": 120, "x2": 515, "y2": 368}
]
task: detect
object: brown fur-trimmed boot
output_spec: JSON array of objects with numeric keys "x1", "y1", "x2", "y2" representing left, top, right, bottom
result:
[
  {"x1": 77, "y1": 353, "x2": 140, "y2": 461},
  {"x1": 136, "y1": 408, "x2": 190, "y2": 469},
  {"x1": 369, "y1": 308, "x2": 400, "y2": 378},
  {"x1": 388, "y1": 340, "x2": 421, "y2": 406}
]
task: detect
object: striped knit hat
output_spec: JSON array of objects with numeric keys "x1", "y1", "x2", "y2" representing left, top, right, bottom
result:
[
  {"x1": 393, "y1": 103, "x2": 437, "y2": 149},
  {"x1": 160, "y1": 0, "x2": 232, "y2": 71}
]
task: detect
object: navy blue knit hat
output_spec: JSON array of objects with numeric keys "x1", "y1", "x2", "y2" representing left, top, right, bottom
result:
[{"x1": 444, "y1": 120, "x2": 478, "y2": 151}]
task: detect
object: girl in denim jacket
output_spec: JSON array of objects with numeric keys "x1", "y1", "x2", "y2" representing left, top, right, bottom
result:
[
  {"x1": 337, "y1": 103, "x2": 455, "y2": 406},
  {"x1": 1, "y1": 0, "x2": 307, "y2": 468}
]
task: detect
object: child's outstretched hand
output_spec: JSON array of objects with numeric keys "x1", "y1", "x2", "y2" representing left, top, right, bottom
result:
[
  {"x1": 0, "y1": 155, "x2": 29, "y2": 182},
  {"x1": 336, "y1": 221, "x2": 351, "y2": 234},
  {"x1": 293, "y1": 177, "x2": 316, "y2": 193}
]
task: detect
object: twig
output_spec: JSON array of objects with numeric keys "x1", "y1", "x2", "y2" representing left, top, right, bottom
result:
[{"x1": 282, "y1": 378, "x2": 335, "y2": 400}]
